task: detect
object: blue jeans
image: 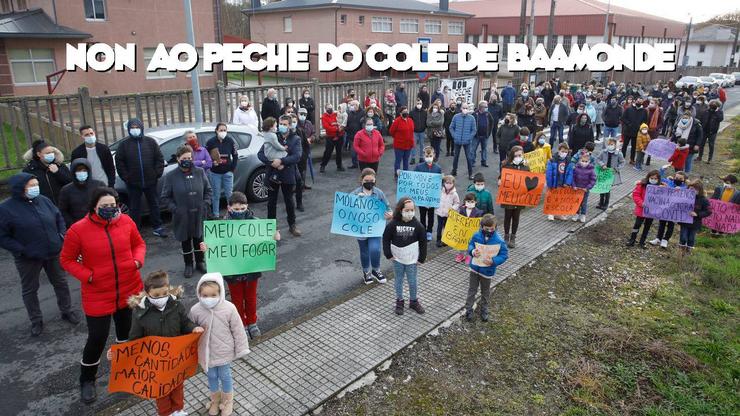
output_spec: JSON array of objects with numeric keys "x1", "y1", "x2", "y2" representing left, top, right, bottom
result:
[
  {"x1": 679, "y1": 225, "x2": 697, "y2": 248},
  {"x1": 452, "y1": 143, "x2": 472, "y2": 176},
  {"x1": 578, "y1": 190, "x2": 589, "y2": 215},
  {"x1": 604, "y1": 126, "x2": 619, "y2": 139},
  {"x1": 470, "y1": 135, "x2": 488, "y2": 165},
  {"x1": 209, "y1": 171, "x2": 234, "y2": 216},
  {"x1": 394, "y1": 149, "x2": 411, "y2": 173},
  {"x1": 684, "y1": 153, "x2": 695, "y2": 173},
  {"x1": 393, "y1": 261, "x2": 418, "y2": 301},
  {"x1": 549, "y1": 121, "x2": 564, "y2": 146},
  {"x1": 411, "y1": 132, "x2": 425, "y2": 160},
  {"x1": 207, "y1": 364, "x2": 233, "y2": 393},
  {"x1": 357, "y1": 237, "x2": 381, "y2": 273}
]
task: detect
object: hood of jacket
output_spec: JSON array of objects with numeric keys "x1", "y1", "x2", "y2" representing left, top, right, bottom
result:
[
  {"x1": 9, "y1": 172, "x2": 36, "y2": 200},
  {"x1": 128, "y1": 285, "x2": 184, "y2": 309},
  {"x1": 23, "y1": 146, "x2": 64, "y2": 164},
  {"x1": 196, "y1": 272, "x2": 226, "y2": 305},
  {"x1": 126, "y1": 117, "x2": 144, "y2": 137},
  {"x1": 70, "y1": 158, "x2": 92, "y2": 184}
]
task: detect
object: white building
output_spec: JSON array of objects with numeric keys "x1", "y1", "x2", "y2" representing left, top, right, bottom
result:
[{"x1": 680, "y1": 24, "x2": 739, "y2": 67}]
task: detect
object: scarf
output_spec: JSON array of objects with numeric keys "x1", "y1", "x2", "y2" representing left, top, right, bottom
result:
[
  {"x1": 649, "y1": 108, "x2": 660, "y2": 130},
  {"x1": 675, "y1": 118, "x2": 693, "y2": 140}
]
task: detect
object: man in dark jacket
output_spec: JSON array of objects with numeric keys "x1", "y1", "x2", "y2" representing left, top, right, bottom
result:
[
  {"x1": 620, "y1": 98, "x2": 648, "y2": 163},
  {"x1": 568, "y1": 114, "x2": 595, "y2": 154},
  {"x1": 697, "y1": 100, "x2": 724, "y2": 164},
  {"x1": 409, "y1": 99, "x2": 427, "y2": 164},
  {"x1": 345, "y1": 102, "x2": 366, "y2": 168},
  {"x1": 260, "y1": 88, "x2": 281, "y2": 121},
  {"x1": 70, "y1": 125, "x2": 115, "y2": 188},
  {"x1": 22, "y1": 140, "x2": 72, "y2": 206},
  {"x1": 602, "y1": 98, "x2": 623, "y2": 140},
  {"x1": 0, "y1": 173, "x2": 77, "y2": 336},
  {"x1": 394, "y1": 83, "x2": 408, "y2": 115},
  {"x1": 501, "y1": 81, "x2": 516, "y2": 113},
  {"x1": 548, "y1": 96, "x2": 569, "y2": 146},
  {"x1": 206, "y1": 122, "x2": 239, "y2": 218},
  {"x1": 258, "y1": 115, "x2": 303, "y2": 237},
  {"x1": 496, "y1": 114, "x2": 520, "y2": 163},
  {"x1": 298, "y1": 88, "x2": 316, "y2": 123},
  {"x1": 114, "y1": 118, "x2": 167, "y2": 236},
  {"x1": 487, "y1": 98, "x2": 504, "y2": 152},
  {"x1": 58, "y1": 158, "x2": 105, "y2": 227},
  {"x1": 471, "y1": 101, "x2": 495, "y2": 167}
]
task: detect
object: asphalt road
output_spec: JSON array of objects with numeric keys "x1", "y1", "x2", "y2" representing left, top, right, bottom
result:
[{"x1": 2, "y1": 87, "x2": 739, "y2": 415}]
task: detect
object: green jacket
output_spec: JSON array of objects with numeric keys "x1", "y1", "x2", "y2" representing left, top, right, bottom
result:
[
  {"x1": 466, "y1": 185, "x2": 494, "y2": 215},
  {"x1": 128, "y1": 287, "x2": 196, "y2": 340}
]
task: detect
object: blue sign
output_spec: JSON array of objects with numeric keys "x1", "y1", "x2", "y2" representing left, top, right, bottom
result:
[
  {"x1": 330, "y1": 192, "x2": 388, "y2": 237},
  {"x1": 397, "y1": 170, "x2": 442, "y2": 208},
  {"x1": 417, "y1": 37, "x2": 431, "y2": 81}
]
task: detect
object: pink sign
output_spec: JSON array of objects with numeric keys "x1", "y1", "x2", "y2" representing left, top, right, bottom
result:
[{"x1": 703, "y1": 199, "x2": 740, "y2": 234}]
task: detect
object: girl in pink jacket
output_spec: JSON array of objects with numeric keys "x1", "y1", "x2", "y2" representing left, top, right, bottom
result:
[{"x1": 189, "y1": 273, "x2": 250, "y2": 416}]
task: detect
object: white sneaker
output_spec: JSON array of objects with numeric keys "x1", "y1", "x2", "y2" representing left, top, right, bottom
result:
[
  {"x1": 547, "y1": 215, "x2": 554, "y2": 221},
  {"x1": 572, "y1": 215, "x2": 580, "y2": 222},
  {"x1": 580, "y1": 214, "x2": 587, "y2": 223},
  {"x1": 649, "y1": 238, "x2": 660, "y2": 246},
  {"x1": 660, "y1": 239, "x2": 668, "y2": 248}
]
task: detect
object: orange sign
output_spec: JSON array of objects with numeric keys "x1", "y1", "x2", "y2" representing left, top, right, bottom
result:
[
  {"x1": 496, "y1": 168, "x2": 546, "y2": 207},
  {"x1": 543, "y1": 187, "x2": 585, "y2": 216},
  {"x1": 108, "y1": 333, "x2": 201, "y2": 399}
]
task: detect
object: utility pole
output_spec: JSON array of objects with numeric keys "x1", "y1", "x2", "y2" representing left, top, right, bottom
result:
[
  {"x1": 682, "y1": 15, "x2": 692, "y2": 68},
  {"x1": 184, "y1": 0, "x2": 203, "y2": 122},
  {"x1": 528, "y1": 0, "x2": 536, "y2": 50},
  {"x1": 519, "y1": 0, "x2": 528, "y2": 43},
  {"x1": 602, "y1": 0, "x2": 611, "y2": 43},
  {"x1": 731, "y1": 22, "x2": 739, "y2": 67},
  {"x1": 547, "y1": 0, "x2": 556, "y2": 53}
]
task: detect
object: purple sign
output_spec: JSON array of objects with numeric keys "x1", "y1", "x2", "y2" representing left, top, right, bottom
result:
[
  {"x1": 645, "y1": 137, "x2": 677, "y2": 161},
  {"x1": 642, "y1": 185, "x2": 696, "y2": 224}
]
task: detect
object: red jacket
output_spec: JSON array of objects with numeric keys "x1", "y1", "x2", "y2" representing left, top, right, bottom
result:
[
  {"x1": 632, "y1": 181, "x2": 647, "y2": 217},
  {"x1": 668, "y1": 146, "x2": 689, "y2": 170},
  {"x1": 718, "y1": 88, "x2": 726, "y2": 103},
  {"x1": 322, "y1": 112, "x2": 339, "y2": 139},
  {"x1": 390, "y1": 116, "x2": 415, "y2": 150},
  {"x1": 60, "y1": 213, "x2": 146, "y2": 317},
  {"x1": 353, "y1": 128, "x2": 385, "y2": 163}
]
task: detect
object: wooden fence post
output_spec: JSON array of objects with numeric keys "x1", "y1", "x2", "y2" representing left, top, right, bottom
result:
[
  {"x1": 18, "y1": 99, "x2": 33, "y2": 147},
  {"x1": 78, "y1": 87, "x2": 95, "y2": 127},
  {"x1": 215, "y1": 81, "x2": 228, "y2": 123},
  {"x1": 311, "y1": 78, "x2": 320, "y2": 130}
]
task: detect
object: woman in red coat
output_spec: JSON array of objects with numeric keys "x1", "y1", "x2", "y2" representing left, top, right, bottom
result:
[
  {"x1": 354, "y1": 116, "x2": 386, "y2": 173},
  {"x1": 389, "y1": 106, "x2": 415, "y2": 178},
  {"x1": 60, "y1": 187, "x2": 146, "y2": 404},
  {"x1": 627, "y1": 170, "x2": 661, "y2": 248}
]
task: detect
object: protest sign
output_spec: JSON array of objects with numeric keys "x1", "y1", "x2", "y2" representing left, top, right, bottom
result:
[
  {"x1": 108, "y1": 333, "x2": 200, "y2": 399},
  {"x1": 543, "y1": 187, "x2": 585, "y2": 216},
  {"x1": 496, "y1": 168, "x2": 546, "y2": 207},
  {"x1": 203, "y1": 219, "x2": 277, "y2": 275},
  {"x1": 523, "y1": 148, "x2": 547, "y2": 173},
  {"x1": 396, "y1": 170, "x2": 443, "y2": 207},
  {"x1": 591, "y1": 165, "x2": 615, "y2": 194},
  {"x1": 390, "y1": 242, "x2": 420, "y2": 265},
  {"x1": 330, "y1": 192, "x2": 387, "y2": 237},
  {"x1": 645, "y1": 137, "x2": 677, "y2": 160},
  {"x1": 441, "y1": 210, "x2": 482, "y2": 250},
  {"x1": 703, "y1": 199, "x2": 740, "y2": 234},
  {"x1": 471, "y1": 243, "x2": 500, "y2": 267},
  {"x1": 642, "y1": 185, "x2": 696, "y2": 224},
  {"x1": 441, "y1": 78, "x2": 476, "y2": 104}
]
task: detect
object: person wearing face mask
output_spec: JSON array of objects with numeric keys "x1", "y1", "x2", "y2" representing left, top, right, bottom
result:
[
  {"x1": 431, "y1": 87, "x2": 446, "y2": 109},
  {"x1": 546, "y1": 143, "x2": 575, "y2": 221},
  {"x1": 345, "y1": 100, "x2": 366, "y2": 167},
  {"x1": 296, "y1": 108, "x2": 315, "y2": 191},
  {"x1": 596, "y1": 137, "x2": 625, "y2": 210},
  {"x1": 498, "y1": 146, "x2": 529, "y2": 247},
  {"x1": 678, "y1": 180, "x2": 711, "y2": 255},
  {"x1": 71, "y1": 125, "x2": 115, "y2": 188},
  {"x1": 58, "y1": 158, "x2": 105, "y2": 227},
  {"x1": 465, "y1": 214, "x2": 509, "y2": 322},
  {"x1": 417, "y1": 85, "x2": 430, "y2": 110},
  {"x1": 435, "y1": 175, "x2": 460, "y2": 248},
  {"x1": 298, "y1": 88, "x2": 315, "y2": 122},
  {"x1": 59, "y1": 187, "x2": 143, "y2": 402},
  {"x1": 501, "y1": 81, "x2": 516, "y2": 113},
  {"x1": 663, "y1": 99, "x2": 681, "y2": 137},
  {"x1": 409, "y1": 99, "x2": 428, "y2": 165},
  {"x1": 444, "y1": 100, "x2": 459, "y2": 157},
  {"x1": 548, "y1": 95, "x2": 569, "y2": 146},
  {"x1": 415, "y1": 147, "x2": 443, "y2": 241},
  {"x1": 711, "y1": 174, "x2": 740, "y2": 204},
  {"x1": 394, "y1": 83, "x2": 408, "y2": 114},
  {"x1": 471, "y1": 101, "x2": 495, "y2": 168},
  {"x1": 22, "y1": 139, "x2": 72, "y2": 205},
  {"x1": 497, "y1": 113, "x2": 520, "y2": 164},
  {"x1": 383, "y1": 197, "x2": 428, "y2": 316},
  {"x1": 354, "y1": 117, "x2": 386, "y2": 173},
  {"x1": 182, "y1": 130, "x2": 213, "y2": 172},
  {"x1": 533, "y1": 131, "x2": 552, "y2": 161},
  {"x1": 390, "y1": 106, "x2": 416, "y2": 177},
  {"x1": 449, "y1": 103, "x2": 477, "y2": 180},
  {"x1": 634, "y1": 122, "x2": 651, "y2": 170},
  {"x1": 188, "y1": 273, "x2": 250, "y2": 416},
  {"x1": 627, "y1": 170, "x2": 662, "y2": 248},
  {"x1": 426, "y1": 100, "x2": 445, "y2": 160},
  {"x1": 384, "y1": 88, "x2": 397, "y2": 130},
  {"x1": 280, "y1": 97, "x2": 295, "y2": 116},
  {"x1": 206, "y1": 123, "x2": 238, "y2": 218},
  {"x1": 672, "y1": 111, "x2": 703, "y2": 173},
  {"x1": 648, "y1": 169, "x2": 688, "y2": 248},
  {"x1": 620, "y1": 97, "x2": 649, "y2": 164},
  {"x1": 161, "y1": 145, "x2": 212, "y2": 278},
  {"x1": 454, "y1": 193, "x2": 484, "y2": 263},
  {"x1": 568, "y1": 150, "x2": 597, "y2": 223},
  {"x1": 320, "y1": 104, "x2": 344, "y2": 173},
  {"x1": 517, "y1": 103, "x2": 537, "y2": 140},
  {"x1": 260, "y1": 88, "x2": 281, "y2": 121},
  {"x1": 568, "y1": 113, "x2": 594, "y2": 155},
  {"x1": 350, "y1": 169, "x2": 393, "y2": 285},
  {"x1": 0, "y1": 173, "x2": 77, "y2": 338},
  {"x1": 514, "y1": 88, "x2": 534, "y2": 116},
  {"x1": 232, "y1": 95, "x2": 258, "y2": 130},
  {"x1": 697, "y1": 100, "x2": 724, "y2": 164}
]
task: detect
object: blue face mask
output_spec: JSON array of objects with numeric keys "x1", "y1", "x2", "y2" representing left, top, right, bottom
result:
[
  {"x1": 43, "y1": 153, "x2": 55, "y2": 163},
  {"x1": 75, "y1": 171, "x2": 88, "y2": 182},
  {"x1": 278, "y1": 125, "x2": 289, "y2": 134},
  {"x1": 26, "y1": 186, "x2": 40, "y2": 199},
  {"x1": 129, "y1": 128, "x2": 142, "y2": 138}
]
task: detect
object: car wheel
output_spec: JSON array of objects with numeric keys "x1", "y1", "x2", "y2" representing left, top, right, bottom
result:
[{"x1": 246, "y1": 167, "x2": 269, "y2": 202}]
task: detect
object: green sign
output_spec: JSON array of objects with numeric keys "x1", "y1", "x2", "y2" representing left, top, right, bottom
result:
[
  {"x1": 203, "y1": 219, "x2": 277, "y2": 275},
  {"x1": 592, "y1": 165, "x2": 615, "y2": 194}
]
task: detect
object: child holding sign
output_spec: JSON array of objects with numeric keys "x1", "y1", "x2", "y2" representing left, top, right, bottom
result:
[
  {"x1": 679, "y1": 180, "x2": 712, "y2": 255},
  {"x1": 455, "y1": 193, "x2": 484, "y2": 262},
  {"x1": 534, "y1": 131, "x2": 552, "y2": 161},
  {"x1": 352, "y1": 168, "x2": 393, "y2": 285},
  {"x1": 569, "y1": 149, "x2": 596, "y2": 223},
  {"x1": 628, "y1": 170, "x2": 661, "y2": 248},
  {"x1": 435, "y1": 175, "x2": 460, "y2": 248},
  {"x1": 649, "y1": 170, "x2": 687, "y2": 248},
  {"x1": 383, "y1": 197, "x2": 428, "y2": 316},
  {"x1": 415, "y1": 147, "x2": 443, "y2": 241},
  {"x1": 498, "y1": 146, "x2": 529, "y2": 248},
  {"x1": 596, "y1": 137, "x2": 625, "y2": 210},
  {"x1": 465, "y1": 214, "x2": 509, "y2": 322},
  {"x1": 189, "y1": 273, "x2": 250, "y2": 416},
  {"x1": 546, "y1": 143, "x2": 574, "y2": 221}
]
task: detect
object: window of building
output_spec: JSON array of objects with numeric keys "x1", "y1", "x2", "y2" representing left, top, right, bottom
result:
[
  {"x1": 358, "y1": 15, "x2": 364, "y2": 24},
  {"x1": 340, "y1": 14, "x2": 347, "y2": 24},
  {"x1": 488, "y1": 35, "x2": 498, "y2": 44},
  {"x1": 186, "y1": 47, "x2": 211, "y2": 78},
  {"x1": 699, "y1": 44, "x2": 705, "y2": 52},
  {"x1": 448, "y1": 52, "x2": 458, "y2": 64},
  {"x1": 424, "y1": 19, "x2": 441, "y2": 34},
  {"x1": 470, "y1": 35, "x2": 480, "y2": 45},
  {"x1": 371, "y1": 16, "x2": 392, "y2": 33},
  {"x1": 697, "y1": 61, "x2": 703, "y2": 67},
  {"x1": 562, "y1": 35, "x2": 572, "y2": 52},
  {"x1": 577, "y1": 35, "x2": 586, "y2": 47},
  {"x1": 549, "y1": 35, "x2": 558, "y2": 52},
  {"x1": 143, "y1": 47, "x2": 176, "y2": 80},
  {"x1": 448, "y1": 21, "x2": 464, "y2": 35},
  {"x1": 84, "y1": 0, "x2": 106, "y2": 20},
  {"x1": 283, "y1": 16, "x2": 292, "y2": 33},
  {"x1": 9, "y1": 48, "x2": 55, "y2": 85},
  {"x1": 400, "y1": 18, "x2": 418, "y2": 34},
  {"x1": 536, "y1": 35, "x2": 545, "y2": 48}
]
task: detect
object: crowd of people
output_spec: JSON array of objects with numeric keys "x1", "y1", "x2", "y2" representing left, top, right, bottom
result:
[{"x1": 0, "y1": 74, "x2": 736, "y2": 415}]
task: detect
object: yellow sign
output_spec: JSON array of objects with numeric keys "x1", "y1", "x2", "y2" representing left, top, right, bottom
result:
[
  {"x1": 441, "y1": 210, "x2": 482, "y2": 251},
  {"x1": 524, "y1": 148, "x2": 547, "y2": 173}
]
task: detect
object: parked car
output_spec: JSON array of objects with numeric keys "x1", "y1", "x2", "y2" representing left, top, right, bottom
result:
[
  {"x1": 720, "y1": 74, "x2": 735, "y2": 88},
  {"x1": 109, "y1": 123, "x2": 268, "y2": 214},
  {"x1": 698, "y1": 76, "x2": 720, "y2": 88},
  {"x1": 708, "y1": 73, "x2": 733, "y2": 88},
  {"x1": 732, "y1": 72, "x2": 740, "y2": 85},
  {"x1": 675, "y1": 76, "x2": 699, "y2": 89}
]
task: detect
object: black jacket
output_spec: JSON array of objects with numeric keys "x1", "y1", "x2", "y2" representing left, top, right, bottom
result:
[
  {"x1": 114, "y1": 119, "x2": 165, "y2": 188},
  {"x1": 346, "y1": 109, "x2": 366, "y2": 138},
  {"x1": 602, "y1": 104, "x2": 623, "y2": 128},
  {"x1": 410, "y1": 108, "x2": 428, "y2": 133},
  {"x1": 299, "y1": 96, "x2": 316, "y2": 122},
  {"x1": 417, "y1": 91, "x2": 430, "y2": 109},
  {"x1": 473, "y1": 111, "x2": 495, "y2": 138},
  {"x1": 58, "y1": 158, "x2": 105, "y2": 227},
  {"x1": 22, "y1": 147, "x2": 72, "y2": 206},
  {"x1": 0, "y1": 172, "x2": 65, "y2": 260},
  {"x1": 128, "y1": 290, "x2": 196, "y2": 340},
  {"x1": 261, "y1": 96, "x2": 281, "y2": 121},
  {"x1": 568, "y1": 115, "x2": 594, "y2": 154},
  {"x1": 70, "y1": 142, "x2": 116, "y2": 187},
  {"x1": 699, "y1": 108, "x2": 723, "y2": 136},
  {"x1": 382, "y1": 218, "x2": 427, "y2": 263},
  {"x1": 621, "y1": 106, "x2": 648, "y2": 137},
  {"x1": 686, "y1": 195, "x2": 711, "y2": 230},
  {"x1": 258, "y1": 131, "x2": 302, "y2": 185},
  {"x1": 206, "y1": 135, "x2": 239, "y2": 175}
]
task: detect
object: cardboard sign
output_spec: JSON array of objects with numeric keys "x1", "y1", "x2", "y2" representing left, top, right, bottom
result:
[
  {"x1": 496, "y1": 168, "x2": 545, "y2": 207},
  {"x1": 543, "y1": 187, "x2": 585, "y2": 216},
  {"x1": 523, "y1": 148, "x2": 547, "y2": 173},
  {"x1": 645, "y1": 137, "x2": 677, "y2": 160},
  {"x1": 396, "y1": 170, "x2": 443, "y2": 208},
  {"x1": 471, "y1": 243, "x2": 500, "y2": 267},
  {"x1": 642, "y1": 185, "x2": 696, "y2": 224},
  {"x1": 330, "y1": 192, "x2": 387, "y2": 237},
  {"x1": 441, "y1": 210, "x2": 482, "y2": 250},
  {"x1": 109, "y1": 333, "x2": 200, "y2": 399},
  {"x1": 440, "y1": 78, "x2": 476, "y2": 104},
  {"x1": 591, "y1": 165, "x2": 615, "y2": 194},
  {"x1": 203, "y1": 219, "x2": 277, "y2": 275},
  {"x1": 390, "y1": 242, "x2": 419, "y2": 265},
  {"x1": 703, "y1": 199, "x2": 739, "y2": 234}
]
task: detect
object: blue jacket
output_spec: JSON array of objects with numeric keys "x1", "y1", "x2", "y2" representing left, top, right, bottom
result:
[
  {"x1": 546, "y1": 155, "x2": 574, "y2": 188},
  {"x1": 258, "y1": 131, "x2": 302, "y2": 185},
  {"x1": 414, "y1": 162, "x2": 442, "y2": 174},
  {"x1": 659, "y1": 167, "x2": 688, "y2": 189},
  {"x1": 467, "y1": 230, "x2": 509, "y2": 277},
  {"x1": 501, "y1": 86, "x2": 516, "y2": 105},
  {"x1": 449, "y1": 113, "x2": 477, "y2": 145},
  {"x1": 0, "y1": 172, "x2": 66, "y2": 259}
]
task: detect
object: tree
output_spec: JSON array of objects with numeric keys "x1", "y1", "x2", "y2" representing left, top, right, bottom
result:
[{"x1": 221, "y1": 0, "x2": 250, "y2": 38}]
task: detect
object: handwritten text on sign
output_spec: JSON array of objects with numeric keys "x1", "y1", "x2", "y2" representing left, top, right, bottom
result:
[
  {"x1": 543, "y1": 187, "x2": 585, "y2": 216},
  {"x1": 109, "y1": 333, "x2": 200, "y2": 399},
  {"x1": 397, "y1": 170, "x2": 443, "y2": 208},
  {"x1": 642, "y1": 185, "x2": 696, "y2": 224},
  {"x1": 330, "y1": 192, "x2": 387, "y2": 237},
  {"x1": 441, "y1": 78, "x2": 476, "y2": 104},
  {"x1": 523, "y1": 148, "x2": 547, "y2": 173},
  {"x1": 645, "y1": 137, "x2": 677, "y2": 161},
  {"x1": 203, "y1": 219, "x2": 277, "y2": 275},
  {"x1": 591, "y1": 165, "x2": 615, "y2": 194},
  {"x1": 496, "y1": 168, "x2": 545, "y2": 207},
  {"x1": 703, "y1": 199, "x2": 739, "y2": 234},
  {"x1": 471, "y1": 243, "x2": 500, "y2": 268},
  {"x1": 441, "y1": 210, "x2": 482, "y2": 250}
]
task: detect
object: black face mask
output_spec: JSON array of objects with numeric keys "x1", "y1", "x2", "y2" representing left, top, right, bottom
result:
[
  {"x1": 229, "y1": 210, "x2": 248, "y2": 219},
  {"x1": 674, "y1": 179, "x2": 684, "y2": 186},
  {"x1": 362, "y1": 181, "x2": 375, "y2": 190},
  {"x1": 97, "y1": 206, "x2": 120, "y2": 221},
  {"x1": 326, "y1": 109, "x2": 333, "y2": 114},
  {"x1": 401, "y1": 113, "x2": 408, "y2": 118},
  {"x1": 179, "y1": 160, "x2": 192, "y2": 170}
]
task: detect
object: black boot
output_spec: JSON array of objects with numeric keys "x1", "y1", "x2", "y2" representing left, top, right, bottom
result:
[
  {"x1": 626, "y1": 232, "x2": 637, "y2": 247},
  {"x1": 80, "y1": 364, "x2": 98, "y2": 404},
  {"x1": 194, "y1": 249, "x2": 207, "y2": 274}
]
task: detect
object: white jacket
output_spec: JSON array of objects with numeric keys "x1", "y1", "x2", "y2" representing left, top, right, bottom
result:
[
  {"x1": 435, "y1": 186, "x2": 461, "y2": 217},
  {"x1": 232, "y1": 107, "x2": 259, "y2": 129}
]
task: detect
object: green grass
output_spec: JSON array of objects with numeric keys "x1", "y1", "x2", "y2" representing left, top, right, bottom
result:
[{"x1": 0, "y1": 122, "x2": 25, "y2": 182}]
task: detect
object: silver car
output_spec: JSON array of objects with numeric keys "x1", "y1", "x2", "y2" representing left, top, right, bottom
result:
[{"x1": 109, "y1": 123, "x2": 269, "y2": 212}]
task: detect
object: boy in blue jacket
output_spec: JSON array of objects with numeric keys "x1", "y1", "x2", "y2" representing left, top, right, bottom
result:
[
  {"x1": 465, "y1": 214, "x2": 509, "y2": 322},
  {"x1": 545, "y1": 142, "x2": 574, "y2": 221}
]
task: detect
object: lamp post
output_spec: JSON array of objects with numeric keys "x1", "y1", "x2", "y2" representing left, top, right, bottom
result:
[{"x1": 184, "y1": 0, "x2": 204, "y2": 123}]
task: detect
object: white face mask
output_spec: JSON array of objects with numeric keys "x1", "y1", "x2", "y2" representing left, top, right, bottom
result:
[
  {"x1": 513, "y1": 156, "x2": 523, "y2": 165},
  {"x1": 416, "y1": 104, "x2": 422, "y2": 109},
  {"x1": 299, "y1": 115, "x2": 306, "y2": 121},
  {"x1": 444, "y1": 183, "x2": 454, "y2": 190},
  {"x1": 580, "y1": 161, "x2": 589, "y2": 166},
  {"x1": 433, "y1": 108, "x2": 439, "y2": 113},
  {"x1": 200, "y1": 296, "x2": 219, "y2": 309},
  {"x1": 424, "y1": 157, "x2": 434, "y2": 164},
  {"x1": 474, "y1": 184, "x2": 484, "y2": 191},
  {"x1": 461, "y1": 109, "x2": 468, "y2": 115},
  {"x1": 641, "y1": 129, "x2": 648, "y2": 134},
  {"x1": 240, "y1": 101, "x2": 248, "y2": 107},
  {"x1": 559, "y1": 151, "x2": 568, "y2": 158},
  {"x1": 465, "y1": 202, "x2": 476, "y2": 209},
  {"x1": 84, "y1": 136, "x2": 97, "y2": 145},
  {"x1": 217, "y1": 131, "x2": 227, "y2": 139},
  {"x1": 538, "y1": 138, "x2": 546, "y2": 145},
  {"x1": 607, "y1": 145, "x2": 616, "y2": 152},
  {"x1": 649, "y1": 178, "x2": 659, "y2": 185},
  {"x1": 148, "y1": 295, "x2": 169, "y2": 311},
  {"x1": 401, "y1": 211, "x2": 415, "y2": 221}
]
